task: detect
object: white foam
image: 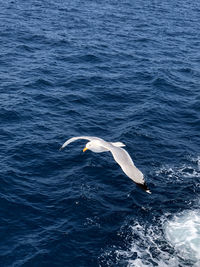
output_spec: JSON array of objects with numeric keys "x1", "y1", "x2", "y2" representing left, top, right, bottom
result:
[
  {"x1": 125, "y1": 223, "x2": 179, "y2": 267},
  {"x1": 100, "y1": 211, "x2": 200, "y2": 267},
  {"x1": 155, "y1": 164, "x2": 200, "y2": 181},
  {"x1": 196, "y1": 156, "x2": 200, "y2": 171},
  {"x1": 155, "y1": 156, "x2": 200, "y2": 181},
  {"x1": 99, "y1": 159, "x2": 200, "y2": 266},
  {"x1": 101, "y1": 221, "x2": 179, "y2": 267},
  {"x1": 164, "y1": 210, "x2": 200, "y2": 264}
]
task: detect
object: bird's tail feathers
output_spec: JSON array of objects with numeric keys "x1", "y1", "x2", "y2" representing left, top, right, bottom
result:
[{"x1": 111, "y1": 142, "x2": 126, "y2": 147}]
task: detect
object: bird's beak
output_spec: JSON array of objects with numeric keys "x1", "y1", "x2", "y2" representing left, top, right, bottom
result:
[{"x1": 83, "y1": 147, "x2": 88, "y2": 152}]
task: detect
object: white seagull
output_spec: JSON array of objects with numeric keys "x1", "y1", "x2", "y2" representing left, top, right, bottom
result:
[{"x1": 60, "y1": 136, "x2": 151, "y2": 194}]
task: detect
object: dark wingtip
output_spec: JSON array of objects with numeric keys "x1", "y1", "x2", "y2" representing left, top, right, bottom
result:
[{"x1": 136, "y1": 182, "x2": 151, "y2": 194}]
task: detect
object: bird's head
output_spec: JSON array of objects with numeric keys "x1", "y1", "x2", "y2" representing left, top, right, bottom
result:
[
  {"x1": 83, "y1": 141, "x2": 90, "y2": 152},
  {"x1": 83, "y1": 141, "x2": 97, "y2": 152},
  {"x1": 83, "y1": 140, "x2": 105, "y2": 153}
]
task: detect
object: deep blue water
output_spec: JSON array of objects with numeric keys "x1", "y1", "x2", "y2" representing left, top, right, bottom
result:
[{"x1": 1, "y1": 0, "x2": 200, "y2": 266}]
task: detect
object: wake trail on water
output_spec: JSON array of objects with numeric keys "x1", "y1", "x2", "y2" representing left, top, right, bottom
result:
[{"x1": 99, "y1": 157, "x2": 200, "y2": 266}]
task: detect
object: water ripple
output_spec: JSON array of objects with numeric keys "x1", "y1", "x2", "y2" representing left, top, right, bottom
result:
[{"x1": 1, "y1": 0, "x2": 200, "y2": 266}]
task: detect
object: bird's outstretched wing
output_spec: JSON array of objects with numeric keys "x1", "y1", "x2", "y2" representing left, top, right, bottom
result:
[
  {"x1": 60, "y1": 136, "x2": 102, "y2": 150},
  {"x1": 104, "y1": 144, "x2": 151, "y2": 194}
]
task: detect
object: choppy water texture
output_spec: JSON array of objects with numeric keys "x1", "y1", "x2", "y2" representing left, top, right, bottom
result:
[{"x1": 1, "y1": 0, "x2": 200, "y2": 266}]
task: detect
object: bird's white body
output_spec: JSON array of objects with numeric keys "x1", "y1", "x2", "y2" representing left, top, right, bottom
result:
[
  {"x1": 85, "y1": 140, "x2": 125, "y2": 153},
  {"x1": 86, "y1": 140, "x2": 108, "y2": 153},
  {"x1": 60, "y1": 136, "x2": 151, "y2": 194}
]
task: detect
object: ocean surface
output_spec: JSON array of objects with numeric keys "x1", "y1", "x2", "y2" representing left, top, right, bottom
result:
[{"x1": 0, "y1": 0, "x2": 200, "y2": 266}]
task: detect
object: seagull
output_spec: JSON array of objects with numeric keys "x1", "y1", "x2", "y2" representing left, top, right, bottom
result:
[{"x1": 60, "y1": 136, "x2": 151, "y2": 194}]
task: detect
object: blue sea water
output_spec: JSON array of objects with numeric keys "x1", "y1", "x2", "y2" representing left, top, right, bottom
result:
[{"x1": 0, "y1": 0, "x2": 200, "y2": 266}]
